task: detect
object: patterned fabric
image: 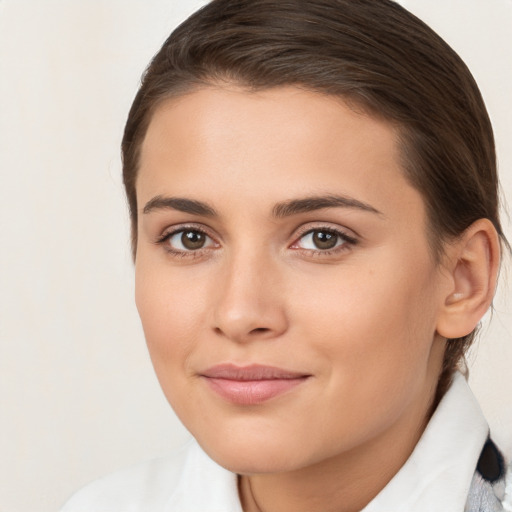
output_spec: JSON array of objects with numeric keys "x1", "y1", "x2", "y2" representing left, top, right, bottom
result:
[{"x1": 465, "y1": 439, "x2": 511, "y2": 512}]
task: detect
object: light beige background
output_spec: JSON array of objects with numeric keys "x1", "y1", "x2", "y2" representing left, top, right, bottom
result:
[{"x1": 0, "y1": 1, "x2": 510, "y2": 511}]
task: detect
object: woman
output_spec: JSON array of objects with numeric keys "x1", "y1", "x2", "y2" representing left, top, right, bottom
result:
[{"x1": 62, "y1": 0, "x2": 510, "y2": 510}]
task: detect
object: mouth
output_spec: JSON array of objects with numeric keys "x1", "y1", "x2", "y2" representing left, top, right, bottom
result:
[{"x1": 200, "y1": 364, "x2": 311, "y2": 405}]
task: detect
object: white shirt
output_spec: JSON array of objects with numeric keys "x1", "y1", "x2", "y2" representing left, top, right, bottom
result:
[{"x1": 61, "y1": 373, "x2": 492, "y2": 512}]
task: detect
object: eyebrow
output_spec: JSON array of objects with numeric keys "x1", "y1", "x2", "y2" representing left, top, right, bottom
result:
[
  {"x1": 142, "y1": 196, "x2": 217, "y2": 216},
  {"x1": 142, "y1": 194, "x2": 382, "y2": 218},
  {"x1": 272, "y1": 195, "x2": 382, "y2": 218}
]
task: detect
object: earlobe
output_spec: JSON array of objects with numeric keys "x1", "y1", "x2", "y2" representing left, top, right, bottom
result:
[{"x1": 436, "y1": 219, "x2": 500, "y2": 339}]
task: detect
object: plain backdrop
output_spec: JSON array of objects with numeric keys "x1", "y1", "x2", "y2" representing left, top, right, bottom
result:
[{"x1": 0, "y1": 1, "x2": 511, "y2": 511}]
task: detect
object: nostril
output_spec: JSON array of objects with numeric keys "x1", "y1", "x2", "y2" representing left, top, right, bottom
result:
[{"x1": 250, "y1": 327, "x2": 270, "y2": 335}]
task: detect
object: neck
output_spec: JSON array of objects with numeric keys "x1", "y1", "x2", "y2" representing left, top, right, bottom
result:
[{"x1": 238, "y1": 377, "x2": 438, "y2": 512}]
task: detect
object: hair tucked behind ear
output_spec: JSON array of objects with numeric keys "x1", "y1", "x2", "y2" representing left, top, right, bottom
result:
[{"x1": 122, "y1": 0, "x2": 508, "y2": 398}]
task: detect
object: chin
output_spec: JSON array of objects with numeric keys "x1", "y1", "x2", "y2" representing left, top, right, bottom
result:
[
  {"x1": 194, "y1": 428, "x2": 313, "y2": 475},
  {"x1": 207, "y1": 447, "x2": 301, "y2": 476}
]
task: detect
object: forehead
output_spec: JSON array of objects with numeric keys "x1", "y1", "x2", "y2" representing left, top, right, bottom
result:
[{"x1": 137, "y1": 86, "x2": 423, "y2": 223}]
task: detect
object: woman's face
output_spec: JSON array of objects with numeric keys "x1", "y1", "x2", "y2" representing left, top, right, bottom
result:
[{"x1": 135, "y1": 86, "x2": 449, "y2": 474}]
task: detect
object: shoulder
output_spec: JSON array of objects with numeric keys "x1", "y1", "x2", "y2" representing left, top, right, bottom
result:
[{"x1": 60, "y1": 441, "x2": 193, "y2": 512}]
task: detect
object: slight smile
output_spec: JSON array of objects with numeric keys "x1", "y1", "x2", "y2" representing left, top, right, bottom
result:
[{"x1": 200, "y1": 364, "x2": 311, "y2": 405}]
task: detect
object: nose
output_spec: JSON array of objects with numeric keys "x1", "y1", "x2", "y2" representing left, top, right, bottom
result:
[{"x1": 212, "y1": 249, "x2": 288, "y2": 343}]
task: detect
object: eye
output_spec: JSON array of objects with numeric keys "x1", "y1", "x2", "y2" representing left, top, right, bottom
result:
[
  {"x1": 160, "y1": 228, "x2": 216, "y2": 253},
  {"x1": 293, "y1": 228, "x2": 357, "y2": 252}
]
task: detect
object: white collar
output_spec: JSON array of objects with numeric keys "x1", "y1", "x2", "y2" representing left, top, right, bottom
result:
[
  {"x1": 164, "y1": 438, "x2": 243, "y2": 512},
  {"x1": 362, "y1": 372, "x2": 489, "y2": 512},
  {"x1": 165, "y1": 373, "x2": 488, "y2": 511}
]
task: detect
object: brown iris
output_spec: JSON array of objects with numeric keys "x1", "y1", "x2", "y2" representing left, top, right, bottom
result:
[
  {"x1": 312, "y1": 230, "x2": 338, "y2": 250},
  {"x1": 181, "y1": 230, "x2": 206, "y2": 250}
]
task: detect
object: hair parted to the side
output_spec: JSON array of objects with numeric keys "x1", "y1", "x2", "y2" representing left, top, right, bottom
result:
[{"x1": 122, "y1": 0, "x2": 507, "y2": 400}]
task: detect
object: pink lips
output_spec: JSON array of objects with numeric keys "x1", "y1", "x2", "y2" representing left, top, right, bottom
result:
[{"x1": 200, "y1": 364, "x2": 310, "y2": 405}]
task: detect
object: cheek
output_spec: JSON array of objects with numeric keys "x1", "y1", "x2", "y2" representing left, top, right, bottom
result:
[
  {"x1": 290, "y1": 253, "x2": 440, "y2": 382},
  {"x1": 134, "y1": 266, "x2": 212, "y2": 425},
  {"x1": 286, "y1": 262, "x2": 440, "y2": 444},
  {"x1": 134, "y1": 263, "x2": 206, "y2": 372}
]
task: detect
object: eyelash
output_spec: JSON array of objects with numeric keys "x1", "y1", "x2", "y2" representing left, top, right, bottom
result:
[
  {"x1": 155, "y1": 225, "x2": 218, "y2": 259},
  {"x1": 290, "y1": 227, "x2": 358, "y2": 257},
  {"x1": 155, "y1": 225, "x2": 358, "y2": 259}
]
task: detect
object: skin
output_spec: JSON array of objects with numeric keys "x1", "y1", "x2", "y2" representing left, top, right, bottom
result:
[{"x1": 134, "y1": 86, "x2": 481, "y2": 512}]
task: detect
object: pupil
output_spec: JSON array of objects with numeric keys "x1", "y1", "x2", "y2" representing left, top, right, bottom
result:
[
  {"x1": 313, "y1": 231, "x2": 337, "y2": 249},
  {"x1": 182, "y1": 231, "x2": 205, "y2": 250}
]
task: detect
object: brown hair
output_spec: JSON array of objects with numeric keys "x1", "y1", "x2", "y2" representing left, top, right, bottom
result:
[{"x1": 121, "y1": 0, "x2": 507, "y2": 398}]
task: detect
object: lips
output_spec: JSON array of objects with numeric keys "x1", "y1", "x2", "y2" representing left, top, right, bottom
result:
[{"x1": 200, "y1": 364, "x2": 310, "y2": 405}]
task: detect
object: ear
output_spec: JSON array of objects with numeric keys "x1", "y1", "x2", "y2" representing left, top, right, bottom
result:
[{"x1": 436, "y1": 219, "x2": 501, "y2": 339}]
